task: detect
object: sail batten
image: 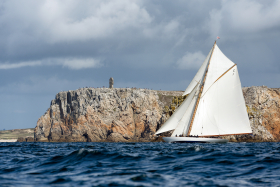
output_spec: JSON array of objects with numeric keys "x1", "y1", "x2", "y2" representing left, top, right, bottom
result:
[{"x1": 214, "y1": 64, "x2": 236, "y2": 84}]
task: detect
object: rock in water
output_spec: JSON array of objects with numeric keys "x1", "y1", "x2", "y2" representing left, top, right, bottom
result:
[
  {"x1": 17, "y1": 137, "x2": 34, "y2": 142},
  {"x1": 17, "y1": 137, "x2": 26, "y2": 142},
  {"x1": 35, "y1": 88, "x2": 182, "y2": 142},
  {"x1": 26, "y1": 137, "x2": 34, "y2": 142}
]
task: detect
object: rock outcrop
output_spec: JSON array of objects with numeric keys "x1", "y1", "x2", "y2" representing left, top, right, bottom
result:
[
  {"x1": 34, "y1": 86, "x2": 280, "y2": 142},
  {"x1": 35, "y1": 88, "x2": 182, "y2": 142},
  {"x1": 17, "y1": 137, "x2": 34, "y2": 142},
  {"x1": 243, "y1": 86, "x2": 280, "y2": 141},
  {"x1": 17, "y1": 137, "x2": 26, "y2": 142}
]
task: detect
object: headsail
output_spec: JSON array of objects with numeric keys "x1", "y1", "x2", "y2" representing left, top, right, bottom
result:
[
  {"x1": 171, "y1": 84, "x2": 199, "y2": 137},
  {"x1": 155, "y1": 83, "x2": 199, "y2": 135}
]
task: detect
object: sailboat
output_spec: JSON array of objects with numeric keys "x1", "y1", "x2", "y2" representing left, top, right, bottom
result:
[{"x1": 155, "y1": 41, "x2": 252, "y2": 143}]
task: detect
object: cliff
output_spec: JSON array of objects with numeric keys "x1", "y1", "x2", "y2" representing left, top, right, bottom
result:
[
  {"x1": 243, "y1": 86, "x2": 280, "y2": 141},
  {"x1": 35, "y1": 88, "x2": 182, "y2": 142},
  {"x1": 34, "y1": 86, "x2": 280, "y2": 142}
]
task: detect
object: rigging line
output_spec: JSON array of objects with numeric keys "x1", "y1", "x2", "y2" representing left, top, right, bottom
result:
[
  {"x1": 200, "y1": 64, "x2": 236, "y2": 99},
  {"x1": 183, "y1": 80, "x2": 201, "y2": 97},
  {"x1": 195, "y1": 79, "x2": 202, "y2": 85}
]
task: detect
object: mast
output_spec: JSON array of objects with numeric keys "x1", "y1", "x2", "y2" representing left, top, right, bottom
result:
[{"x1": 186, "y1": 41, "x2": 216, "y2": 136}]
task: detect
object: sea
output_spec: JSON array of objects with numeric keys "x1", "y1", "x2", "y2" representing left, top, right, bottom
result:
[{"x1": 0, "y1": 142, "x2": 280, "y2": 187}]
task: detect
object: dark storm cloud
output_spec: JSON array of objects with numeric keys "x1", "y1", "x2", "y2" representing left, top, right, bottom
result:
[{"x1": 1, "y1": 0, "x2": 280, "y2": 129}]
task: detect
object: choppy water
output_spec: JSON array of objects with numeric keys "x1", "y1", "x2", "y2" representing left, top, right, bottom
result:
[{"x1": 0, "y1": 142, "x2": 280, "y2": 186}]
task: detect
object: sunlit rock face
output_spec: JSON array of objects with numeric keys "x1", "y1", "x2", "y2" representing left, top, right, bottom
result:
[
  {"x1": 34, "y1": 86, "x2": 280, "y2": 142},
  {"x1": 243, "y1": 86, "x2": 280, "y2": 142},
  {"x1": 34, "y1": 88, "x2": 182, "y2": 142}
]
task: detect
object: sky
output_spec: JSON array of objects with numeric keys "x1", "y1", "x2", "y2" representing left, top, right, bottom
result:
[{"x1": 1, "y1": 0, "x2": 280, "y2": 130}]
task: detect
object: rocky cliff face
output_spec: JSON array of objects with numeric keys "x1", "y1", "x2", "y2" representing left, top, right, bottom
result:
[
  {"x1": 35, "y1": 86, "x2": 280, "y2": 142},
  {"x1": 35, "y1": 88, "x2": 182, "y2": 142},
  {"x1": 243, "y1": 86, "x2": 280, "y2": 141}
]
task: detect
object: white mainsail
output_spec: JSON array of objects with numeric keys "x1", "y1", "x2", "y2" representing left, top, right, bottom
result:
[
  {"x1": 190, "y1": 65, "x2": 252, "y2": 136},
  {"x1": 201, "y1": 45, "x2": 236, "y2": 96},
  {"x1": 155, "y1": 42, "x2": 252, "y2": 138}
]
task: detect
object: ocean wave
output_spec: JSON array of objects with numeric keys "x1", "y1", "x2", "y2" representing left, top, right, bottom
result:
[{"x1": 0, "y1": 142, "x2": 280, "y2": 186}]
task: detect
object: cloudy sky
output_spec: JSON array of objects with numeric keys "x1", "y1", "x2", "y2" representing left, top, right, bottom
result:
[{"x1": 1, "y1": 0, "x2": 280, "y2": 130}]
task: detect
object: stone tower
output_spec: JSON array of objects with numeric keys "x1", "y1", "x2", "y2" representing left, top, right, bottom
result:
[{"x1": 109, "y1": 77, "x2": 114, "y2": 88}]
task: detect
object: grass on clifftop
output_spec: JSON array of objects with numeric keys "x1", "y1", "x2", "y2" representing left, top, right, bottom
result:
[{"x1": 0, "y1": 128, "x2": 34, "y2": 139}]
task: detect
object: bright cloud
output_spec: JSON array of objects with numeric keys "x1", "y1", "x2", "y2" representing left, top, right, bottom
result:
[
  {"x1": 0, "y1": 58, "x2": 101, "y2": 70},
  {"x1": 0, "y1": 61, "x2": 42, "y2": 69},
  {"x1": 176, "y1": 51, "x2": 206, "y2": 70},
  {"x1": 59, "y1": 58, "x2": 102, "y2": 70},
  {"x1": 208, "y1": 0, "x2": 280, "y2": 39},
  {"x1": 37, "y1": 0, "x2": 153, "y2": 42}
]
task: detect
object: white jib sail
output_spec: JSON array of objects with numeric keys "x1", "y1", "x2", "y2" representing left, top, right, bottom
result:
[
  {"x1": 182, "y1": 47, "x2": 213, "y2": 96},
  {"x1": 155, "y1": 83, "x2": 199, "y2": 135},
  {"x1": 190, "y1": 47, "x2": 252, "y2": 136},
  {"x1": 171, "y1": 84, "x2": 199, "y2": 137}
]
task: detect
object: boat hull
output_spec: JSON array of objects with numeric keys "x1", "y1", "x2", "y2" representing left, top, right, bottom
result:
[{"x1": 163, "y1": 137, "x2": 228, "y2": 143}]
